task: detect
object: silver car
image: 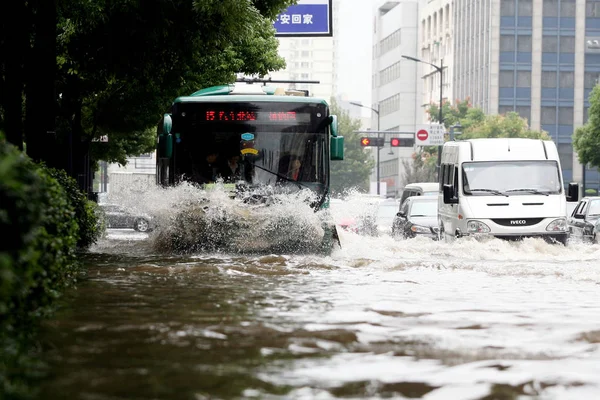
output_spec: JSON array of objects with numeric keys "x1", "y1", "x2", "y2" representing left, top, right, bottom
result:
[{"x1": 98, "y1": 204, "x2": 155, "y2": 232}]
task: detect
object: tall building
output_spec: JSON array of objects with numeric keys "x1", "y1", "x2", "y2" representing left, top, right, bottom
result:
[
  {"x1": 266, "y1": 36, "x2": 334, "y2": 100},
  {"x1": 367, "y1": 0, "x2": 421, "y2": 196},
  {"x1": 453, "y1": 0, "x2": 598, "y2": 190},
  {"x1": 418, "y1": 0, "x2": 454, "y2": 122}
]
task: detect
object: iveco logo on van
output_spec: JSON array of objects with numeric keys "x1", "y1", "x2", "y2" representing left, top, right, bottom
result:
[{"x1": 510, "y1": 220, "x2": 527, "y2": 225}]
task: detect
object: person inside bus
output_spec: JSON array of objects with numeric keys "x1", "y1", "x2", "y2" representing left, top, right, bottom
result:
[
  {"x1": 193, "y1": 150, "x2": 220, "y2": 184},
  {"x1": 219, "y1": 153, "x2": 242, "y2": 182},
  {"x1": 288, "y1": 156, "x2": 302, "y2": 181}
]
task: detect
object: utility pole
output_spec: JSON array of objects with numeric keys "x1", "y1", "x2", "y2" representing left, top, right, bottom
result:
[
  {"x1": 350, "y1": 102, "x2": 381, "y2": 195},
  {"x1": 402, "y1": 55, "x2": 444, "y2": 180}
]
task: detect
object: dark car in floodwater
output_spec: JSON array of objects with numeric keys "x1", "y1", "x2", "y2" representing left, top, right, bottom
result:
[
  {"x1": 392, "y1": 197, "x2": 439, "y2": 239},
  {"x1": 98, "y1": 204, "x2": 155, "y2": 232},
  {"x1": 567, "y1": 196, "x2": 600, "y2": 243}
]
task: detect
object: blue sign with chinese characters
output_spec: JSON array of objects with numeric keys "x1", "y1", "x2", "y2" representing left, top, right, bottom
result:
[{"x1": 273, "y1": 1, "x2": 332, "y2": 37}]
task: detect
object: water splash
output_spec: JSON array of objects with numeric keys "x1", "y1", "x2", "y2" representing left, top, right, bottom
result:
[{"x1": 110, "y1": 182, "x2": 334, "y2": 255}]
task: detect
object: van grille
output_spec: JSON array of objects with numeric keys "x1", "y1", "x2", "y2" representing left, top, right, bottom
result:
[{"x1": 492, "y1": 218, "x2": 543, "y2": 227}]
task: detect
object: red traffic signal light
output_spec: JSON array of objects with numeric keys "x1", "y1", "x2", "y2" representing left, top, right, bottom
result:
[
  {"x1": 360, "y1": 137, "x2": 372, "y2": 146},
  {"x1": 360, "y1": 137, "x2": 385, "y2": 147},
  {"x1": 390, "y1": 137, "x2": 415, "y2": 147}
]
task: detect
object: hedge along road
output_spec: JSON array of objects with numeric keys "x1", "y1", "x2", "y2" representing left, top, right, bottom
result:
[{"x1": 36, "y1": 224, "x2": 600, "y2": 399}]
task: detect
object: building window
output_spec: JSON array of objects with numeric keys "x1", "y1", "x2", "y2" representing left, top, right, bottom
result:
[
  {"x1": 499, "y1": 105, "x2": 515, "y2": 114},
  {"x1": 518, "y1": 0, "x2": 533, "y2": 16},
  {"x1": 515, "y1": 106, "x2": 531, "y2": 121},
  {"x1": 541, "y1": 106, "x2": 557, "y2": 124},
  {"x1": 518, "y1": 35, "x2": 532, "y2": 52},
  {"x1": 301, "y1": 50, "x2": 311, "y2": 57},
  {"x1": 558, "y1": 107, "x2": 574, "y2": 124},
  {"x1": 517, "y1": 71, "x2": 532, "y2": 87},
  {"x1": 584, "y1": 72, "x2": 600, "y2": 88},
  {"x1": 586, "y1": 1, "x2": 600, "y2": 17},
  {"x1": 543, "y1": 35, "x2": 558, "y2": 52},
  {"x1": 559, "y1": 71, "x2": 574, "y2": 87},
  {"x1": 544, "y1": 0, "x2": 559, "y2": 17},
  {"x1": 500, "y1": 35, "x2": 516, "y2": 51},
  {"x1": 559, "y1": 36, "x2": 575, "y2": 52},
  {"x1": 560, "y1": 0, "x2": 576, "y2": 17},
  {"x1": 542, "y1": 71, "x2": 557, "y2": 87},
  {"x1": 501, "y1": 0, "x2": 516, "y2": 16},
  {"x1": 500, "y1": 70, "x2": 515, "y2": 86}
]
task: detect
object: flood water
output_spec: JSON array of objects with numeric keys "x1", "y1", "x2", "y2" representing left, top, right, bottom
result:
[{"x1": 36, "y1": 191, "x2": 600, "y2": 400}]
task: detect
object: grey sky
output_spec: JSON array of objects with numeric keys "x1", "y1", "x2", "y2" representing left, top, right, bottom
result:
[{"x1": 335, "y1": 0, "x2": 373, "y2": 107}]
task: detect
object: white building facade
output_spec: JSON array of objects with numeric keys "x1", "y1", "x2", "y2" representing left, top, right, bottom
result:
[{"x1": 367, "y1": 0, "x2": 422, "y2": 197}]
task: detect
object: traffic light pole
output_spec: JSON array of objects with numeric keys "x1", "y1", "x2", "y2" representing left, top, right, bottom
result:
[{"x1": 350, "y1": 102, "x2": 381, "y2": 195}]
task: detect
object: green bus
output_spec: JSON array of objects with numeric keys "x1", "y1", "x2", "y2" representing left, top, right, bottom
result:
[{"x1": 156, "y1": 83, "x2": 344, "y2": 253}]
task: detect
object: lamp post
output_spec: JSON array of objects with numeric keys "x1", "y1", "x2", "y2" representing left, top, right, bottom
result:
[
  {"x1": 401, "y1": 55, "x2": 444, "y2": 178},
  {"x1": 450, "y1": 122, "x2": 462, "y2": 141},
  {"x1": 350, "y1": 101, "x2": 381, "y2": 195}
]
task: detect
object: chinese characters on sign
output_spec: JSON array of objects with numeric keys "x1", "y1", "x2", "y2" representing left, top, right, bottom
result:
[{"x1": 273, "y1": 1, "x2": 332, "y2": 37}]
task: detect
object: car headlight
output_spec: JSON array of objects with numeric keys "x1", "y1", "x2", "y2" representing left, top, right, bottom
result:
[
  {"x1": 546, "y1": 218, "x2": 568, "y2": 232},
  {"x1": 410, "y1": 224, "x2": 431, "y2": 233},
  {"x1": 467, "y1": 220, "x2": 491, "y2": 233}
]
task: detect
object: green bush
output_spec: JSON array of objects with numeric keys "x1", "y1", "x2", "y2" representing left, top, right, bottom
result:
[
  {"x1": 45, "y1": 167, "x2": 103, "y2": 249},
  {"x1": 0, "y1": 140, "x2": 81, "y2": 398}
]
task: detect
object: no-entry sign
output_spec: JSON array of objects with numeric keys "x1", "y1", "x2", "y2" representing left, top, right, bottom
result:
[{"x1": 415, "y1": 124, "x2": 445, "y2": 146}]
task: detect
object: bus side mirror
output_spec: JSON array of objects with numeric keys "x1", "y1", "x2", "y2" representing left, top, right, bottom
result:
[
  {"x1": 566, "y1": 182, "x2": 579, "y2": 202},
  {"x1": 158, "y1": 114, "x2": 173, "y2": 158},
  {"x1": 443, "y1": 184, "x2": 458, "y2": 204},
  {"x1": 329, "y1": 115, "x2": 344, "y2": 160}
]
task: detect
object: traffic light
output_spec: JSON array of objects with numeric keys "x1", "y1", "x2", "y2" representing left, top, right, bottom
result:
[
  {"x1": 360, "y1": 137, "x2": 384, "y2": 147},
  {"x1": 390, "y1": 137, "x2": 415, "y2": 147}
]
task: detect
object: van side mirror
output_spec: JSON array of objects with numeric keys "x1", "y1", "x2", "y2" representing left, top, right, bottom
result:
[
  {"x1": 443, "y1": 184, "x2": 458, "y2": 204},
  {"x1": 566, "y1": 182, "x2": 579, "y2": 202}
]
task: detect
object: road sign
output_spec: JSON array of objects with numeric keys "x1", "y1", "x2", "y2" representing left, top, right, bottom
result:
[
  {"x1": 274, "y1": 0, "x2": 333, "y2": 37},
  {"x1": 415, "y1": 124, "x2": 445, "y2": 146}
]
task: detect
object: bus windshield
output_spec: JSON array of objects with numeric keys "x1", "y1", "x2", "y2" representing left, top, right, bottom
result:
[
  {"x1": 170, "y1": 100, "x2": 330, "y2": 193},
  {"x1": 462, "y1": 160, "x2": 562, "y2": 195}
]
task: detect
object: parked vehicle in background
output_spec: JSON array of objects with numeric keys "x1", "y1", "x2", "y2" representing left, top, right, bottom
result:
[
  {"x1": 438, "y1": 138, "x2": 578, "y2": 245},
  {"x1": 98, "y1": 204, "x2": 155, "y2": 232},
  {"x1": 392, "y1": 197, "x2": 439, "y2": 239},
  {"x1": 567, "y1": 196, "x2": 600, "y2": 243},
  {"x1": 399, "y1": 182, "x2": 438, "y2": 205}
]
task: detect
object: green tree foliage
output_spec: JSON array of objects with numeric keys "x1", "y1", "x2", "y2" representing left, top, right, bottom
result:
[
  {"x1": 574, "y1": 85, "x2": 600, "y2": 168},
  {"x1": 0, "y1": 140, "x2": 81, "y2": 398},
  {"x1": 329, "y1": 100, "x2": 375, "y2": 195},
  {"x1": 55, "y1": 0, "x2": 295, "y2": 166},
  {"x1": 459, "y1": 112, "x2": 549, "y2": 140},
  {"x1": 1, "y1": 0, "x2": 295, "y2": 180}
]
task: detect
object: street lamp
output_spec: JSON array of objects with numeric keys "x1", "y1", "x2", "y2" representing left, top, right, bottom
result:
[
  {"x1": 401, "y1": 55, "x2": 444, "y2": 178},
  {"x1": 350, "y1": 101, "x2": 381, "y2": 195}
]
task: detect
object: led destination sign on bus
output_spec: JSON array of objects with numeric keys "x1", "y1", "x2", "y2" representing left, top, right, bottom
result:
[{"x1": 204, "y1": 110, "x2": 311, "y2": 123}]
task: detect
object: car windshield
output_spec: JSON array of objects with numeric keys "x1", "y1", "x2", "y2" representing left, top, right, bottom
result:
[
  {"x1": 409, "y1": 200, "x2": 437, "y2": 217},
  {"x1": 462, "y1": 161, "x2": 562, "y2": 195},
  {"x1": 589, "y1": 200, "x2": 600, "y2": 217}
]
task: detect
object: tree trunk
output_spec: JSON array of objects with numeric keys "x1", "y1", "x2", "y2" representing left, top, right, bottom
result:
[
  {"x1": 25, "y1": 0, "x2": 58, "y2": 166},
  {"x1": 2, "y1": 1, "x2": 27, "y2": 149}
]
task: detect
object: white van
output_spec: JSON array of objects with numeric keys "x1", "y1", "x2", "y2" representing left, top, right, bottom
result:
[{"x1": 438, "y1": 138, "x2": 579, "y2": 245}]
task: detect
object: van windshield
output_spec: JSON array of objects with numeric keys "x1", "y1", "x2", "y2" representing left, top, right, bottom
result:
[{"x1": 462, "y1": 161, "x2": 562, "y2": 195}]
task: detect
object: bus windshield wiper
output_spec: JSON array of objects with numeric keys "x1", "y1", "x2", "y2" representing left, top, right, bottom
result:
[
  {"x1": 505, "y1": 188, "x2": 549, "y2": 196},
  {"x1": 249, "y1": 162, "x2": 306, "y2": 190},
  {"x1": 468, "y1": 188, "x2": 508, "y2": 196}
]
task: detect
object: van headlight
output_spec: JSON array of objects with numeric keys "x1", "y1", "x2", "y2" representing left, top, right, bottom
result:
[
  {"x1": 467, "y1": 220, "x2": 491, "y2": 233},
  {"x1": 546, "y1": 218, "x2": 568, "y2": 232}
]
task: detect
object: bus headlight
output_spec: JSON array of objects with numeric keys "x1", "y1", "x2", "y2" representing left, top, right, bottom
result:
[
  {"x1": 467, "y1": 220, "x2": 491, "y2": 233},
  {"x1": 546, "y1": 218, "x2": 568, "y2": 232}
]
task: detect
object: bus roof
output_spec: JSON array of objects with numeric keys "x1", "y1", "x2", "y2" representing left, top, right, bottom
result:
[{"x1": 173, "y1": 84, "x2": 329, "y2": 105}]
